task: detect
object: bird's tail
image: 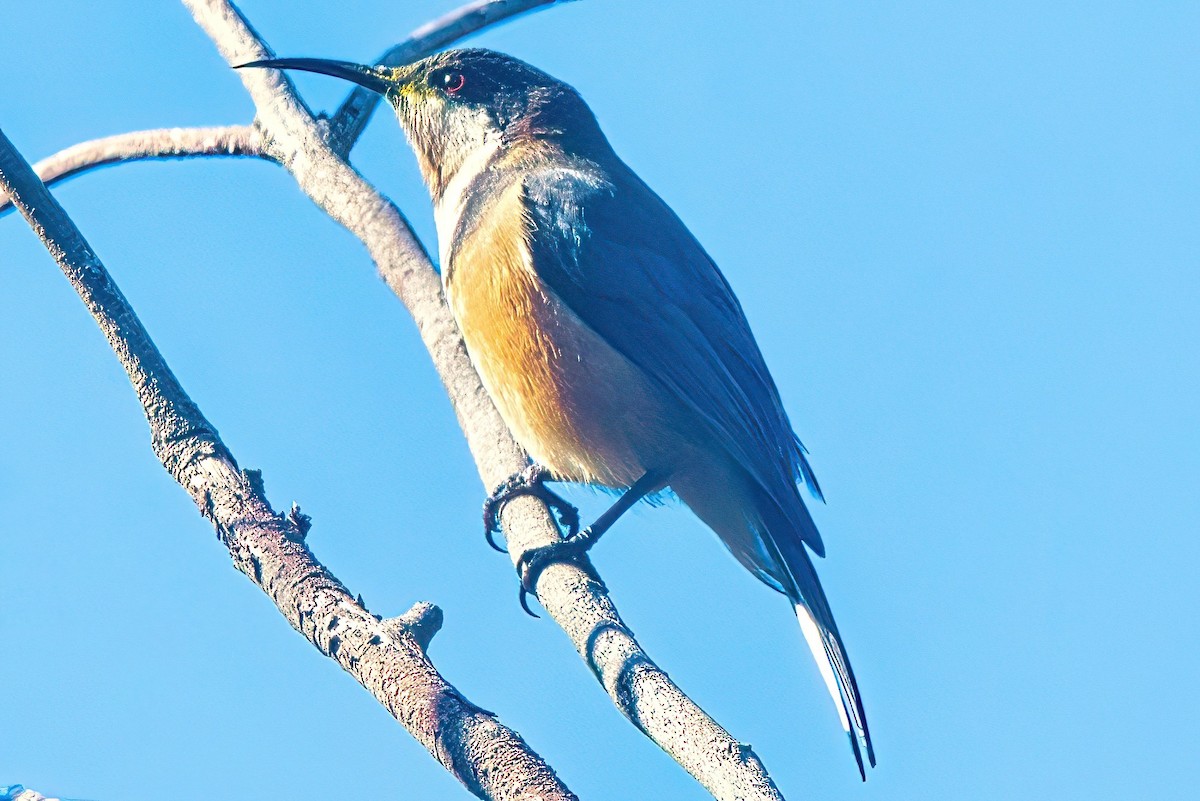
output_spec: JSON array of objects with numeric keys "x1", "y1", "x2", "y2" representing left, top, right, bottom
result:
[
  {"x1": 672, "y1": 460, "x2": 874, "y2": 777},
  {"x1": 794, "y1": 593, "x2": 875, "y2": 779},
  {"x1": 757, "y1": 495, "x2": 875, "y2": 780}
]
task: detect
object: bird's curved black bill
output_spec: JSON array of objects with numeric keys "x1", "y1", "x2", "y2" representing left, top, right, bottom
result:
[{"x1": 236, "y1": 57, "x2": 391, "y2": 95}]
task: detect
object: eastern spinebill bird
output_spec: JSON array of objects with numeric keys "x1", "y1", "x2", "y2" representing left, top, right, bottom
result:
[{"x1": 241, "y1": 48, "x2": 875, "y2": 777}]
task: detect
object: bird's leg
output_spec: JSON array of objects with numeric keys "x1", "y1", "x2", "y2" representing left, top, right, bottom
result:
[
  {"x1": 483, "y1": 464, "x2": 580, "y2": 553},
  {"x1": 516, "y1": 469, "x2": 667, "y2": 615}
]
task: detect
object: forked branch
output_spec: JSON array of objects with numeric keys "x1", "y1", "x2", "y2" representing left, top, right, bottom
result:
[
  {"x1": 0, "y1": 3, "x2": 573, "y2": 210},
  {"x1": 5, "y1": 0, "x2": 794, "y2": 797},
  {"x1": 183, "y1": 1, "x2": 789, "y2": 798},
  {"x1": 0, "y1": 127, "x2": 575, "y2": 801}
]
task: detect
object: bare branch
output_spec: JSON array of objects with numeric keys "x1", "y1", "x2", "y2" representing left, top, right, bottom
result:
[
  {"x1": 0, "y1": 3, "x2": 573, "y2": 214},
  {"x1": 327, "y1": 0, "x2": 575, "y2": 153},
  {"x1": 181, "y1": 1, "x2": 790, "y2": 798},
  {"x1": 0, "y1": 125, "x2": 266, "y2": 216},
  {"x1": 0, "y1": 127, "x2": 576, "y2": 801}
]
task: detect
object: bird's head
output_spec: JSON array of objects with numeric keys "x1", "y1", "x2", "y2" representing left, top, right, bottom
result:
[{"x1": 240, "y1": 48, "x2": 607, "y2": 199}]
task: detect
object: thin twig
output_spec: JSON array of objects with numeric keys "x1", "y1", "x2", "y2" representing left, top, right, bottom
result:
[
  {"x1": 0, "y1": 3, "x2": 570, "y2": 213},
  {"x1": 0, "y1": 125, "x2": 266, "y2": 216},
  {"x1": 182, "y1": 1, "x2": 790, "y2": 798},
  {"x1": 0, "y1": 126, "x2": 576, "y2": 801}
]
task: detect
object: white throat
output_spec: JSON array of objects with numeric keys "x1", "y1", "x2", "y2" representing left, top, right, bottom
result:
[{"x1": 433, "y1": 135, "x2": 503, "y2": 273}]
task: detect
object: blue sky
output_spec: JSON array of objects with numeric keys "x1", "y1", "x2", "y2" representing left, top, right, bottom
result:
[{"x1": 2, "y1": 1, "x2": 1197, "y2": 799}]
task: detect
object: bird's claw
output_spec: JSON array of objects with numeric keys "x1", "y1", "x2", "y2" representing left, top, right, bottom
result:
[
  {"x1": 513, "y1": 528, "x2": 599, "y2": 617},
  {"x1": 518, "y1": 586, "x2": 541, "y2": 618},
  {"x1": 482, "y1": 465, "x2": 580, "y2": 554},
  {"x1": 484, "y1": 526, "x2": 507, "y2": 554},
  {"x1": 482, "y1": 482, "x2": 515, "y2": 552},
  {"x1": 481, "y1": 464, "x2": 588, "y2": 617}
]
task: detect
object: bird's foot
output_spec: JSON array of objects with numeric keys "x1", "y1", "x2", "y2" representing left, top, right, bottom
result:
[
  {"x1": 515, "y1": 526, "x2": 603, "y2": 617},
  {"x1": 482, "y1": 464, "x2": 580, "y2": 553}
]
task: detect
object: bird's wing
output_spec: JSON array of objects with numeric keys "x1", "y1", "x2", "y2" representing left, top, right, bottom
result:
[{"x1": 522, "y1": 163, "x2": 825, "y2": 554}]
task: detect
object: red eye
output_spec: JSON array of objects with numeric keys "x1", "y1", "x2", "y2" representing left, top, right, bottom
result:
[{"x1": 438, "y1": 70, "x2": 466, "y2": 96}]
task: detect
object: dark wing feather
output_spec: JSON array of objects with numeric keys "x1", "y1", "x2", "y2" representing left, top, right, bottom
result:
[{"x1": 522, "y1": 163, "x2": 825, "y2": 554}]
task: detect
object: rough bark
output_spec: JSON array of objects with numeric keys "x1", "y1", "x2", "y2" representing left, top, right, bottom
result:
[
  {"x1": 5, "y1": 1, "x2": 795, "y2": 797},
  {"x1": 0, "y1": 127, "x2": 576, "y2": 801},
  {"x1": 183, "y1": 2, "x2": 789, "y2": 798}
]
